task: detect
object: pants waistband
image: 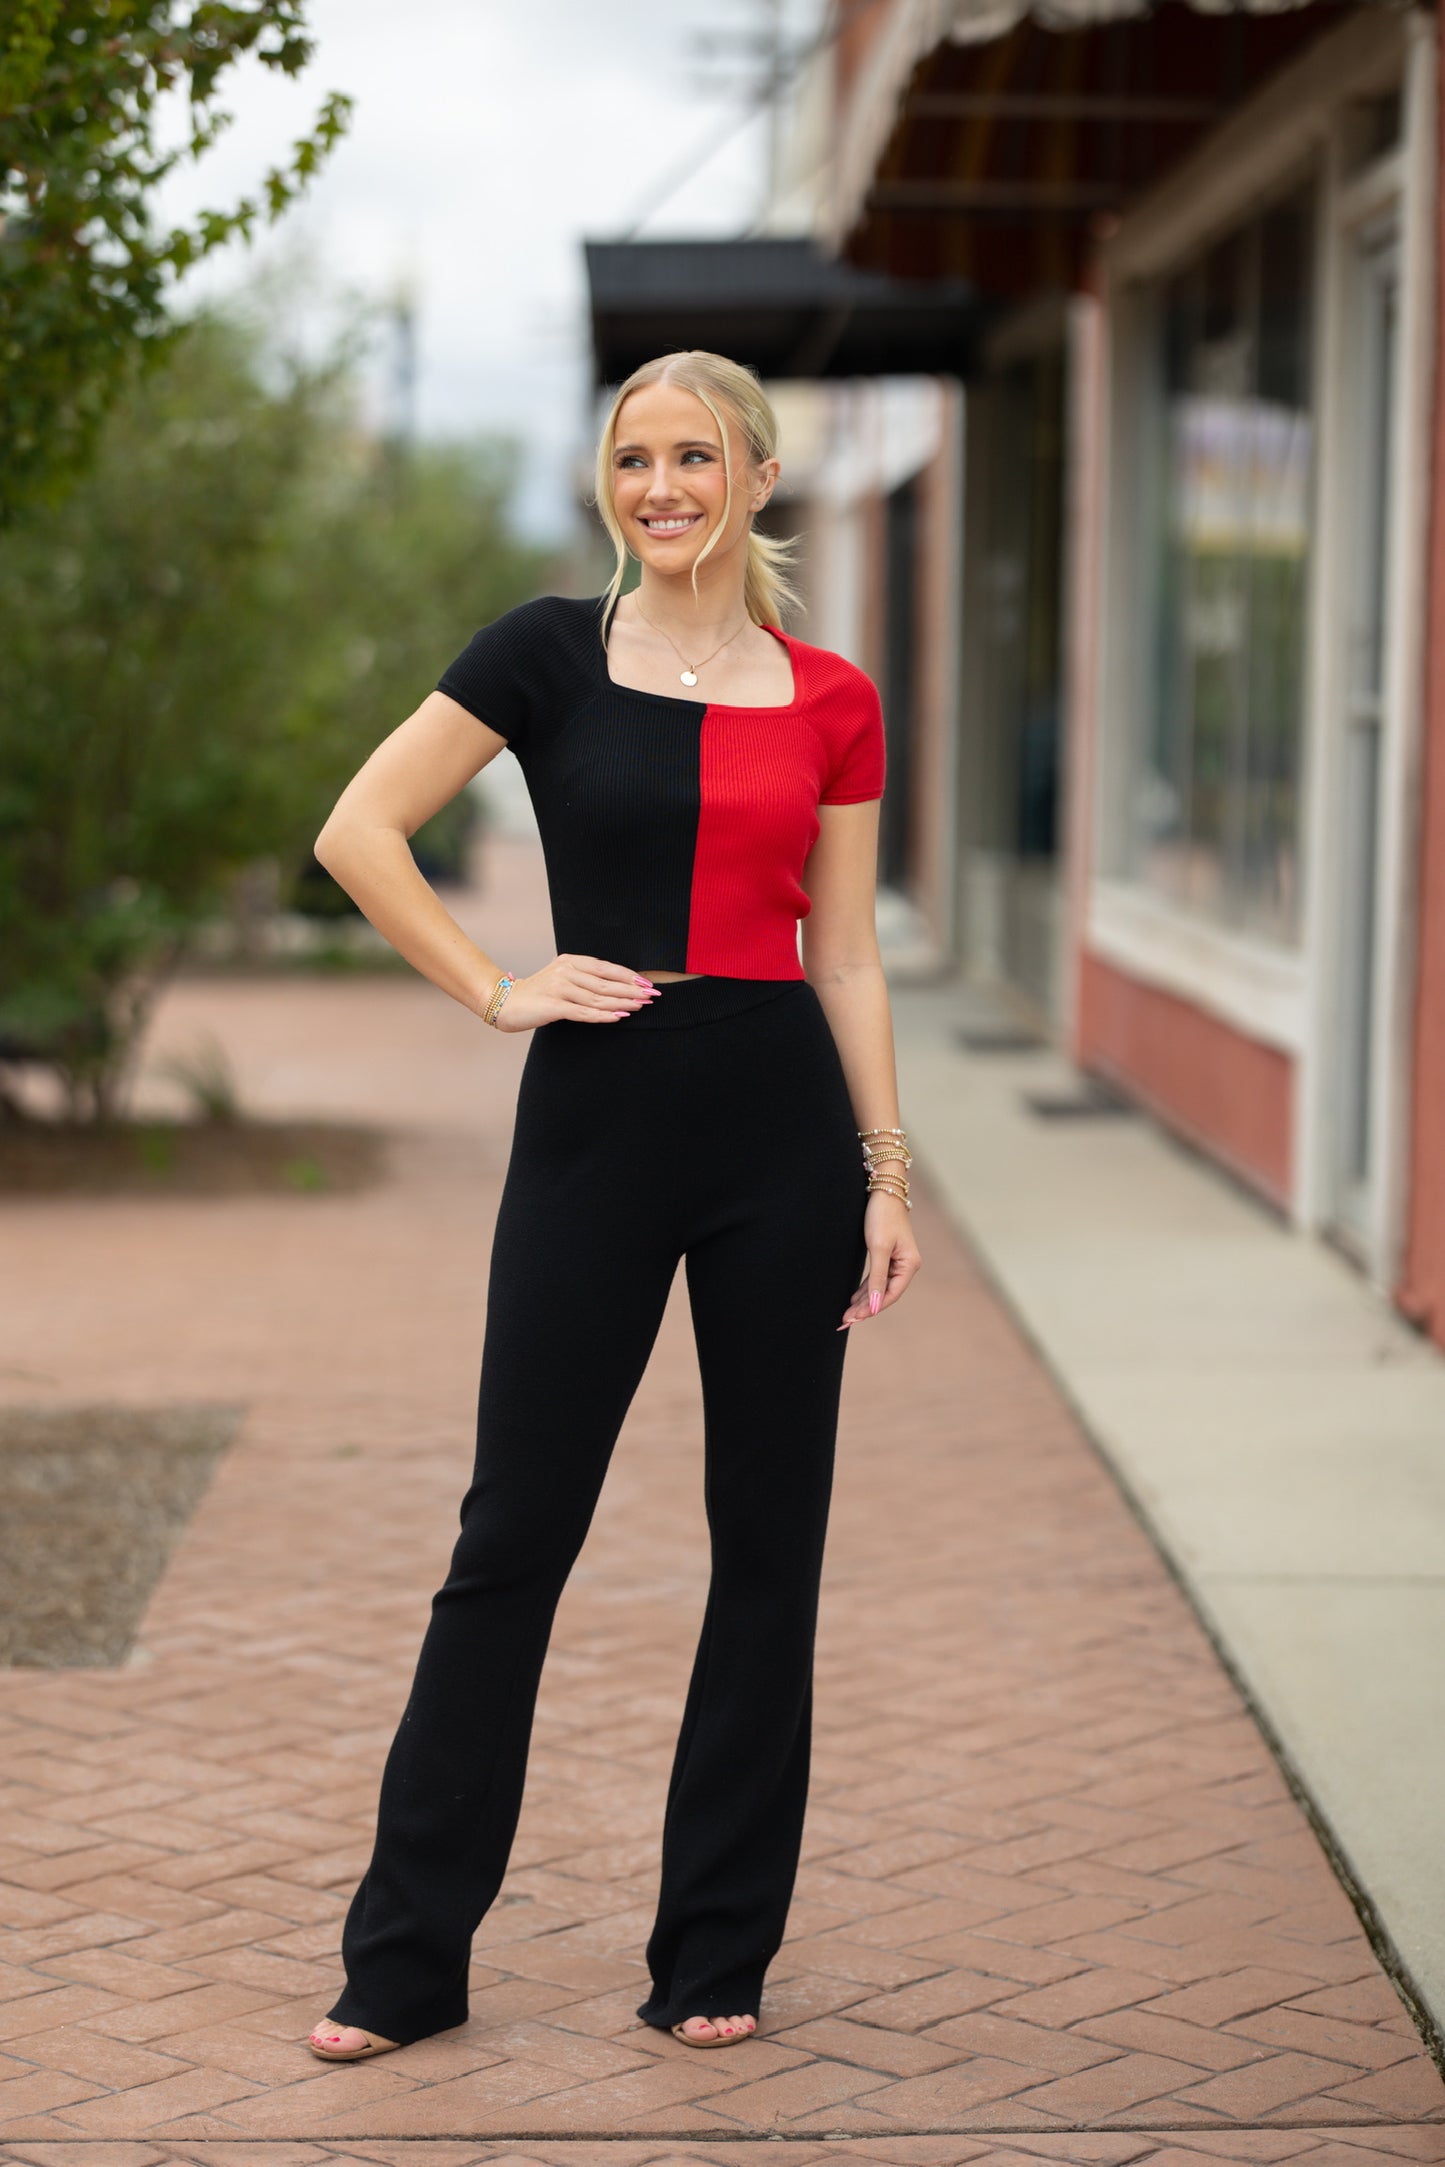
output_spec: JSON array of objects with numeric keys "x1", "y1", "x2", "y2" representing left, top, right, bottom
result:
[{"x1": 621, "y1": 975, "x2": 807, "y2": 1030}]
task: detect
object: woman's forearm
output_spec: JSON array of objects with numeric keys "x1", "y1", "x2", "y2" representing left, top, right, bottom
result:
[
  {"x1": 315, "y1": 820, "x2": 506, "y2": 1018},
  {"x1": 807, "y1": 959, "x2": 902, "y2": 1134}
]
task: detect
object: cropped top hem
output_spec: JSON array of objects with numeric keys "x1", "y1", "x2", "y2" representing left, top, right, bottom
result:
[
  {"x1": 436, "y1": 593, "x2": 886, "y2": 981},
  {"x1": 571, "y1": 974, "x2": 807, "y2": 1029}
]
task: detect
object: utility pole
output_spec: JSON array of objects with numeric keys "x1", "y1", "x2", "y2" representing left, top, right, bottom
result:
[
  {"x1": 386, "y1": 278, "x2": 418, "y2": 449},
  {"x1": 689, "y1": 0, "x2": 802, "y2": 224}
]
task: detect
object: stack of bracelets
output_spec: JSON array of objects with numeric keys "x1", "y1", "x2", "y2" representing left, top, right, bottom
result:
[
  {"x1": 859, "y1": 1124, "x2": 912, "y2": 1209},
  {"x1": 481, "y1": 971, "x2": 516, "y2": 1027}
]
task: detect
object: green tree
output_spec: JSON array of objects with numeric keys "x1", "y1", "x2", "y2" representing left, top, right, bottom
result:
[
  {"x1": 1, "y1": 1, "x2": 351, "y2": 520},
  {"x1": 0, "y1": 304, "x2": 550, "y2": 1118}
]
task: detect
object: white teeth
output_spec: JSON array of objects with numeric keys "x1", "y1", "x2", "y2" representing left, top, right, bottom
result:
[{"x1": 644, "y1": 517, "x2": 699, "y2": 531}]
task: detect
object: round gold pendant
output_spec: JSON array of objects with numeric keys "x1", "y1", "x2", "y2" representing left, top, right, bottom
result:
[{"x1": 680, "y1": 669, "x2": 698, "y2": 686}]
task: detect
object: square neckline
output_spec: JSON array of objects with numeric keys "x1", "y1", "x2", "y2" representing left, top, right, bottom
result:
[{"x1": 599, "y1": 601, "x2": 804, "y2": 714}]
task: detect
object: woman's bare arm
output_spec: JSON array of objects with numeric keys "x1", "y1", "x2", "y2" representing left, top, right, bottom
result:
[
  {"x1": 800, "y1": 801, "x2": 903, "y2": 1134},
  {"x1": 314, "y1": 692, "x2": 656, "y2": 1028},
  {"x1": 800, "y1": 801, "x2": 923, "y2": 1322}
]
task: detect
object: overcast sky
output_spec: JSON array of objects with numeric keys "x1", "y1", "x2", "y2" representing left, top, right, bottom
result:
[{"x1": 155, "y1": 0, "x2": 824, "y2": 540}]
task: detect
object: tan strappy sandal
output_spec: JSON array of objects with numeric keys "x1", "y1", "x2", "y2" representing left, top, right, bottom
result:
[
  {"x1": 307, "y1": 2022, "x2": 400, "y2": 2061},
  {"x1": 670, "y1": 2013, "x2": 757, "y2": 2048}
]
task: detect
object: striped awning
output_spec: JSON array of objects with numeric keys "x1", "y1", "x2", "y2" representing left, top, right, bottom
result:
[{"x1": 826, "y1": 0, "x2": 1390, "y2": 251}]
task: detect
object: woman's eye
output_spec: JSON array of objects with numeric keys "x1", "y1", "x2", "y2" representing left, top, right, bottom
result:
[
  {"x1": 681, "y1": 449, "x2": 712, "y2": 464},
  {"x1": 617, "y1": 454, "x2": 646, "y2": 469}
]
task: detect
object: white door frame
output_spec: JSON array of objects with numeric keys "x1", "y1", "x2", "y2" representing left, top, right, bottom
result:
[{"x1": 1296, "y1": 13, "x2": 1437, "y2": 1286}]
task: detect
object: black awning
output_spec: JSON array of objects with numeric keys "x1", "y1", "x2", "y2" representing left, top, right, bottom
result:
[{"x1": 584, "y1": 237, "x2": 986, "y2": 388}]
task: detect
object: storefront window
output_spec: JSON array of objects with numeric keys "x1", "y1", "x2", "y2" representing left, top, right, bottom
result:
[{"x1": 1130, "y1": 181, "x2": 1315, "y2": 941}]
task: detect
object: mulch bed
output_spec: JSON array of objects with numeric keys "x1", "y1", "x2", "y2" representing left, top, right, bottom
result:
[
  {"x1": 0, "y1": 1404, "x2": 242, "y2": 1667},
  {"x1": 0, "y1": 1119, "x2": 387, "y2": 1196}
]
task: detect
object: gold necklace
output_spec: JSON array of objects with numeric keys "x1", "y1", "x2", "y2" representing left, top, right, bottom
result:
[{"x1": 634, "y1": 600, "x2": 750, "y2": 688}]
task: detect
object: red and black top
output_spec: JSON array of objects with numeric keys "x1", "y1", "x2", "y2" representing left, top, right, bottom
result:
[{"x1": 437, "y1": 595, "x2": 887, "y2": 981}]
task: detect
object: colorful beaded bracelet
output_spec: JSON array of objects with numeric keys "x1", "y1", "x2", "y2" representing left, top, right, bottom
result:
[{"x1": 482, "y1": 971, "x2": 516, "y2": 1027}]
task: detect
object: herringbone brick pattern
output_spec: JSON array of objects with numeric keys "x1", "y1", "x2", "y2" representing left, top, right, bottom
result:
[
  {"x1": 1, "y1": 839, "x2": 1442, "y2": 2163},
  {"x1": 4, "y1": 2136, "x2": 1445, "y2": 2167}
]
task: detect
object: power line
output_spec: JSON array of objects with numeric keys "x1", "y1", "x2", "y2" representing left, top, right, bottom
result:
[
  {"x1": 615, "y1": 0, "x2": 871, "y2": 242},
  {"x1": 617, "y1": 97, "x2": 771, "y2": 242}
]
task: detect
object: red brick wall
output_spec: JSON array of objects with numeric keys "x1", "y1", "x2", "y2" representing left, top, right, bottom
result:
[
  {"x1": 1078, "y1": 951, "x2": 1294, "y2": 1209},
  {"x1": 1397, "y1": 24, "x2": 1445, "y2": 1348}
]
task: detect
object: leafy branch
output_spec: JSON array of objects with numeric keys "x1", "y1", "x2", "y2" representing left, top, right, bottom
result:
[{"x1": 0, "y1": 1, "x2": 352, "y2": 518}]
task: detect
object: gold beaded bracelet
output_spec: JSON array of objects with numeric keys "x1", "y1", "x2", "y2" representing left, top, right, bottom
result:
[
  {"x1": 860, "y1": 1137, "x2": 913, "y2": 1170},
  {"x1": 859, "y1": 1125, "x2": 913, "y2": 1210}
]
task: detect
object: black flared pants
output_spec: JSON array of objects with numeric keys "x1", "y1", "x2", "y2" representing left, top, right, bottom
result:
[{"x1": 326, "y1": 974, "x2": 868, "y2": 2045}]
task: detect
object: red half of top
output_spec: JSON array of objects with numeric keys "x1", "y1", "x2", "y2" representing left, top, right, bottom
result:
[{"x1": 685, "y1": 631, "x2": 887, "y2": 978}]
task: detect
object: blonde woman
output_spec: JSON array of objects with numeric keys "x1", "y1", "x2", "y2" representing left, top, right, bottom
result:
[{"x1": 307, "y1": 351, "x2": 922, "y2": 2061}]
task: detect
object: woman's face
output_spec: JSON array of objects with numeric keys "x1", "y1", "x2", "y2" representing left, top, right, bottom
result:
[{"x1": 610, "y1": 381, "x2": 777, "y2": 582}]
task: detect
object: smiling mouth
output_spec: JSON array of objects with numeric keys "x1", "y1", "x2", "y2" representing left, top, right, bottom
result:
[{"x1": 640, "y1": 514, "x2": 704, "y2": 535}]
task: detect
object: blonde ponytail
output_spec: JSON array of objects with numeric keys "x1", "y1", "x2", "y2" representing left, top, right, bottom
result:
[{"x1": 593, "y1": 351, "x2": 801, "y2": 639}]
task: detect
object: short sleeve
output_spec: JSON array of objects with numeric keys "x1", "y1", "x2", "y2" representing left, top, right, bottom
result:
[
  {"x1": 819, "y1": 674, "x2": 887, "y2": 805},
  {"x1": 436, "y1": 605, "x2": 536, "y2": 749}
]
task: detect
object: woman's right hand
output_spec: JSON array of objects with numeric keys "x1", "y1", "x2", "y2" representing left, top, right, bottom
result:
[{"x1": 491, "y1": 954, "x2": 659, "y2": 1032}]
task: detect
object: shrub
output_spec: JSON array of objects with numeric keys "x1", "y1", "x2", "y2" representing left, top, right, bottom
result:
[{"x1": 0, "y1": 304, "x2": 550, "y2": 1117}]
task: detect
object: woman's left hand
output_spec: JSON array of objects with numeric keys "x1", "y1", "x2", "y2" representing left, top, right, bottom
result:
[{"x1": 837, "y1": 1191, "x2": 922, "y2": 1328}]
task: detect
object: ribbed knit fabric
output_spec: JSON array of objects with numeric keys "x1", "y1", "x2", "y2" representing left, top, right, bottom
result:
[{"x1": 437, "y1": 595, "x2": 886, "y2": 981}]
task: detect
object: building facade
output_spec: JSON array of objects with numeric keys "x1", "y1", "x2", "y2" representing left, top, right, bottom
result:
[{"x1": 784, "y1": 0, "x2": 1443, "y2": 1345}]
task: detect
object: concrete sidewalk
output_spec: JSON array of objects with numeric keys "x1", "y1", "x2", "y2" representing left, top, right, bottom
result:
[
  {"x1": 890, "y1": 972, "x2": 1445, "y2": 2052},
  {"x1": 0, "y1": 837, "x2": 1442, "y2": 2163}
]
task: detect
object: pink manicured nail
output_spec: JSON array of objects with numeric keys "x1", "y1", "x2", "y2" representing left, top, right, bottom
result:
[
  {"x1": 868, "y1": 1290, "x2": 881, "y2": 1315},
  {"x1": 634, "y1": 976, "x2": 654, "y2": 987}
]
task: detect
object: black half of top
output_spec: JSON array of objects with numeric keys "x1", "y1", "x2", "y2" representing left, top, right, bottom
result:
[{"x1": 437, "y1": 593, "x2": 709, "y2": 974}]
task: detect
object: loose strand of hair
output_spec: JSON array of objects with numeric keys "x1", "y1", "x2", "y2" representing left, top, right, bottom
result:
[
  {"x1": 681, "y1": 381, "x2": 733, "y2": 608},
  {"x1": 744, "y1": 528, "x2": 802, "y2": 629}
]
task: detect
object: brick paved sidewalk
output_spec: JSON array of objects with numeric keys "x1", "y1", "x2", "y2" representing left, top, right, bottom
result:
[{"x1": 1, "y1": 843, "x2": 1442, "y2": 2166}]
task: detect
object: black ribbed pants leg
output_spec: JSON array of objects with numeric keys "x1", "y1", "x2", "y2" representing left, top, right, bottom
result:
[
  {"x1": 634, "y1": 981, "x2": 865, "y2": 2029},
  {"x1": 326, "y1": 977, "x2": 866, "y2": 2046},
  {"x1": 325, "y1": 1021, "x2": 681, "y2": 2047}
]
